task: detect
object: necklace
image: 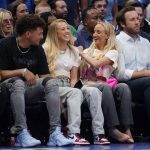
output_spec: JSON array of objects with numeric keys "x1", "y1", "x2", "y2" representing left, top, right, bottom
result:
[
  {"x1": 16, "y1": 38, "x2": 31, "y2": 54},
  {"x1": 59, "y1": 46, "x2": 68, "y2": 54}
]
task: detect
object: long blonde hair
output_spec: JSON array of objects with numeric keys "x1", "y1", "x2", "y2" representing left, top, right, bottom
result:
[
  {"x1": 43, "y1": 19, "x2": 77, "y2": 76},
  {"x1": 0, "y1": 9, "x2": 13, "y2": 37},
  {"x1": 82, "y1": 22, "x2": 118, "y2": 68}
]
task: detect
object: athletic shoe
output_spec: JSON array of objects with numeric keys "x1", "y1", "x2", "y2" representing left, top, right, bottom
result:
[
  {"x1": 47, "y1": 127, "x2": 73, "y2": 146},
  {"x1": 15, "y1": 129, "x2": 41, "y2": 147},
  {"x1": 68, "y1": 133, "x2": 90, "y2": 145},
  {"x1": 94, "y1": 134, "x2": 110, "y2": 145}
]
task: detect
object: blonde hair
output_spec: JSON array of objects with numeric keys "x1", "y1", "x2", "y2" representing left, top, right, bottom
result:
[
  {"x1": 81, "y1": 22, "x2": 118, "y2": 68},
  {"x1": 43, "y1": 19, "x2": 77, "y2": 76},
  {"x1": 0, "y1": 9, "x2": 13, "y2": 37}
]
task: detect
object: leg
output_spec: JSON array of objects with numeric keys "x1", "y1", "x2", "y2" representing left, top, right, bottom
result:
[
  {"x1": 30, "y1": 78, "x2": 73, "y2": 147},
  {"x1": 126, "y1": 77, "x2": 150, "y2": 120},
  {"x1": 96, "y1": 84, "x2": 119, "y2": 128},
  {"x1": 59, "y1": 87, "x2": 83, "y2": 134},
  {"x1": 95, "y1": 83, "x2": 130, "y2": 142},
  {"x1": 4, "y1": 77, "x2": 41, "y2": 147},
  {"x1": 82, "y1": 86, "x2": 110, "y2": 145},
  {"x1": 113, "y1": 83, "x2": 133, "y2": 127},
  {"x1": 113, "y1": 83, "x2": 134, "y2": 143},
  {"x1": 81, "y1": 86, "x2": 104, "y2": 135}
]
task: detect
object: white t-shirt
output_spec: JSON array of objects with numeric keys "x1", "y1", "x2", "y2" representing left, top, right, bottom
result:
[
  {"x1": 54, "y1": 47, "x2": 80, "y2": 78},
  {"x1": 83, "y1": 49, "x2": 118, "y2": 79}
]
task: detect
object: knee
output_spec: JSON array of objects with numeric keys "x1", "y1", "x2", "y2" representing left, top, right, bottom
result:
[
  {"x1": 100, "y1": 84, "x2": 112, "y2": 92},
  {"x1": 116, "y1": 83, "x2": 130, "y2": 93},
  {"x1": 10, "y1": 79, "x2": 25, "y2": 93},
  {"x1": 44, "y1": 79, "x2": 59, "y2": 92},
  {"x1": 72, "y1": 88, "x2": 83, "y2": 96},
  {"x1": 83, "y1": 87, "x2": 102, "y2": 96}
]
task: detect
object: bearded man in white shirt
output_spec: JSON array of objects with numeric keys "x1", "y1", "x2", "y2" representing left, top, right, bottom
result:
[{"x1": 116, "y1": 6, "x2": 150, "y2": 120}]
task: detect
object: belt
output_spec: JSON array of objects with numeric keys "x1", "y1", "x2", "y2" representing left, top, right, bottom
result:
[{"x1": 56, "y1": 75, "x2": 70, "y2": 82}]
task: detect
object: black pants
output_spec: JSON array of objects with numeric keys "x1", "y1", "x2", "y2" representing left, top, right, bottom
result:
[{"x1": 126, "y1": 77, "x2": 150, "y2": 120}]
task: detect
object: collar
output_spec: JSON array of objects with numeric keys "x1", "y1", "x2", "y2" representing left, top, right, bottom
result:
[{"x1": 119, "y1": 31, "x2": 141, "y2": 42}]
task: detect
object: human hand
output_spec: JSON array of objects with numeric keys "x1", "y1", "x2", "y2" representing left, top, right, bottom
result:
[{"x1": 23, "y1": 69, "x2": 36, "y2": 86}]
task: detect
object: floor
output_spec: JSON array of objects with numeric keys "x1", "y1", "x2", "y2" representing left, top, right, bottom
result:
[{"x1": 1, "y1": 143, "x2": 150, "y2": 150}]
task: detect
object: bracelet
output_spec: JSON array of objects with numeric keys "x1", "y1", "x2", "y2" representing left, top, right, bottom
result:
[{"x1": 22, "y1": 68, "x2": 27, "y2": 77}]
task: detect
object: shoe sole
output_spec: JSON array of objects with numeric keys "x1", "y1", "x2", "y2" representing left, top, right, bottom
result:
[
  {"x1": 94, "y1": 141, "x2": 110, "y2": 145},
  {"x1": 73, "y1": 142, "x2": 90, "y2": 145},
  {"x1": 15, "y1": 142, "x2": 41, "y2": 147}
]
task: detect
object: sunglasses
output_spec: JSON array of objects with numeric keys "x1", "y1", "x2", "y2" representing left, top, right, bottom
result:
[{"x1": 3, "y1": 19, "x2": 13, "y2": 25}]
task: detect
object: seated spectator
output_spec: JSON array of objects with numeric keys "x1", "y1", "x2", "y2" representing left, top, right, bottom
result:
[
  {"x1": 8, "y1": 0, "x2": 29, "y2": 25},
  {"x1": 79, "y1": 22, "x2": 134, "y2": 143},
  {"x1": 50, "y1": 0, "x2": 77, "y2": 36},
  {"x1": 75, "y1": 7, "x2": 100, "y2": 49},
  {"x1": 92, "y1": 0, "x2": 108, "y2": 22},
  {"x1": 116, "y1": 6, "x2": 150, "y2": 128},
  {"x1": 0, "y1": 14, "x2": 73, "y2": 147},
  {"x1": 77, "y1": 0, "x2": 109, "y2": 32},
  {"x1": 43, "y1": 19, "x2": 110, "y2": 145},
  {"x1": 0, "y1": 8, "x2": 13, "y2": 39},
  {"x1": 125, "y1": 1, "x2": 150, "y2": 42}
]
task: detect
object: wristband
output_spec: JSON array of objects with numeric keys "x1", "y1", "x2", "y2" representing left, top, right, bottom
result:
[{"x1": 22, "y1": 68, "x2": 27, "y2": 77}]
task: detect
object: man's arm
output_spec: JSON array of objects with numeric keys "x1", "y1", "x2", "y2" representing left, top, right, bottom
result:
[
  {"x1": 132, "y1": 70, "x2": 150, "y2": 79},
  {"x1": 1, "y1": 69, "x2": 36, "y2": 86},
  {"x1": 1, "y1": 69, "x2": 25, "y2": 80}
]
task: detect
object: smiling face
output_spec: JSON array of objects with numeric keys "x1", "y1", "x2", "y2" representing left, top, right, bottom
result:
[
  {"x1": 93, "y1": 23, "x2": 108, "y2": 49},
  {"x1": 56, "y1": 21, "x2": 71, "y2": 43},
  {"x1": 2, "y1": 12, "x2": 13, "y2": 36}
]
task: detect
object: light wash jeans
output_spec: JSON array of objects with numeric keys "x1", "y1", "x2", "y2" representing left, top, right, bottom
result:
[
  {"x1": 54, "y1": 78, "x2": 83, "y2": 134},
  {"x1": 2, "y1": 77, "x2": 61, "y2": 134},
  {"x1": 55, "y1": 78, "x2": 105, "y2": 135}
]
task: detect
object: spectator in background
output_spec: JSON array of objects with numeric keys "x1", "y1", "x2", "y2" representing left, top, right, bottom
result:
[
  {"x1": 0, "y1": 8, "x2": 13, "y2": 39},
  {"x1": 50, "y1": 0, "x2": 77, "y2": 36},
  {"x1": 92, "y1": 0, "x2": 108, "y2": 22},
  {"x1": 40, "y1": 11, "x2": 56, "y2": 43},
  {"x1": 75, "y1": 7, "x2": 100, "y2": 49},
  {"x1": 8, "y1": 0, "x2": 29, "y2": 25}
]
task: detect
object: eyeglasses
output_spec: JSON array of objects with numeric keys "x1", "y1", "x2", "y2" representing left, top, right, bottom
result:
[{"x1": 3, "y1": 19, "x2": 13, "y2": 25}]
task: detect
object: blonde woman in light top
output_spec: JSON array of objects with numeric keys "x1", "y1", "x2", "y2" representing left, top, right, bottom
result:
[
  {"x1": 80, "y1": 22, "x2": 134, "y2": 143},
  {"x1": 43, "y1": 19, "x2": 110, "y2": 145}
]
